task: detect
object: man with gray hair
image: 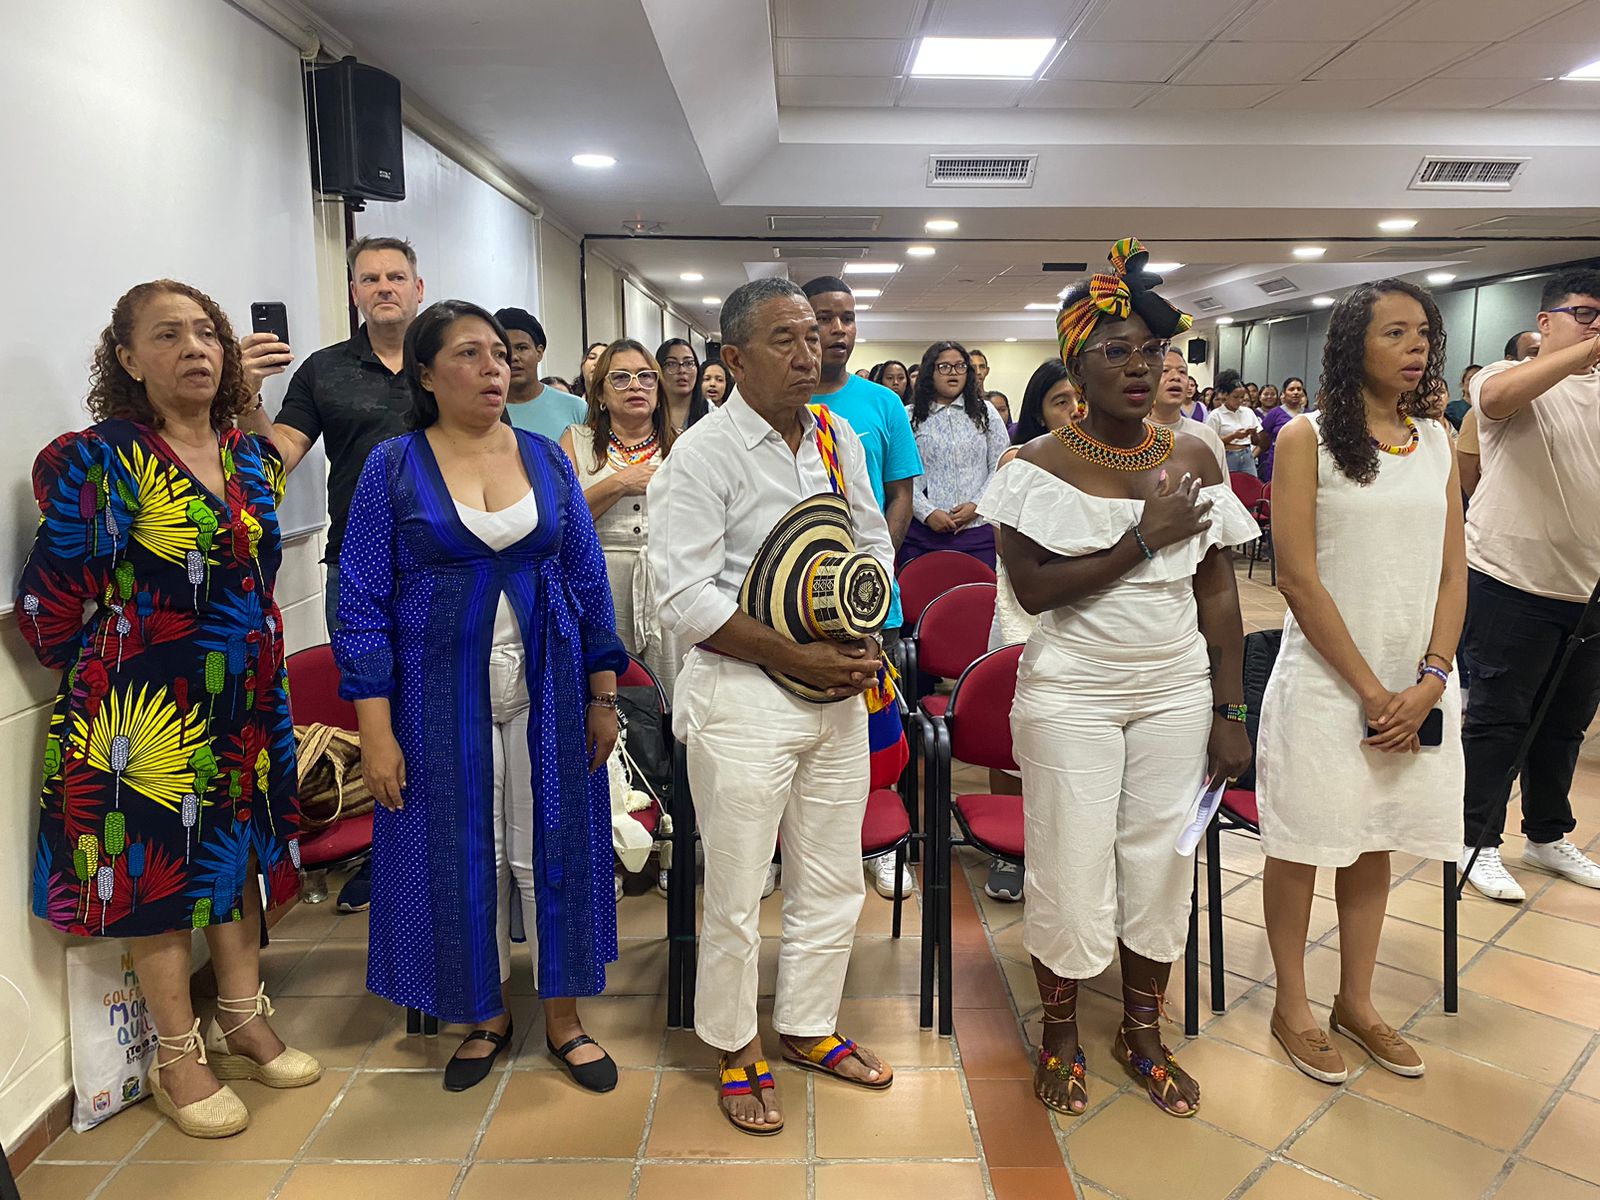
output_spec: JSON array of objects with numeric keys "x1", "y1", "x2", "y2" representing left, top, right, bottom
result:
[{"x1": 649, "y1": 277, "x2": 897, "y2": 1135}]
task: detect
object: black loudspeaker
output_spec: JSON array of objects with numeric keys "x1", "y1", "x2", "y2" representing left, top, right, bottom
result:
[
  {"x1": 1187, "y1": 337, "x2": 1210, "y2": 364},
  {"x1": 305, "y1": 57, "x2": 405, "y2": 205}
]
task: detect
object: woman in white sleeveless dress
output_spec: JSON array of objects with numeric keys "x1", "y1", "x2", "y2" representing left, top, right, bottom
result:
[
  {"x1": 560, "y1": 340, "x2": 685, "y2": 697},
  {"x1": 1257, "y1": 280, "x2": 1466, "y2": 1086}
]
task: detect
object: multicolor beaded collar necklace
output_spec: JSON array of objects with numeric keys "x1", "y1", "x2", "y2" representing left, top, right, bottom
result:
[
  {"x1": 607, "y1": 429, "x2": 658, "y2": 469},
  {"x1": 1053, "y1": 419, "x2": 1175, "y2": 472},
  {"x1": 1371, "y1": 415, "x2": 1419, "y2": 457}
]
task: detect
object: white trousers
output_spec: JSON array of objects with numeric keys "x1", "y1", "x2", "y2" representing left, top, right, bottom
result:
[
  {"x1": 488, "y1": 644, "x2": 540, "y2": 991},
  {"x1": 678, "y1": 649, "x2": 869, "y2": 1050},
  {"x1": 1012, "y1": 635, "x2": 1212, "y2": 979}
]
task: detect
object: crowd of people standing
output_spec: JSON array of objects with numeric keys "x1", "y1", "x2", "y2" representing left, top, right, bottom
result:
[{"x1": 17, "y1": 230, "x2": 1600, "y2": 1141}]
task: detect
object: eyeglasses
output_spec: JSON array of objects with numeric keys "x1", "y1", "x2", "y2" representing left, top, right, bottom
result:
[
  {"x1": 660, "y1": 357, "x2": 697, "y2": 371},
  {"x1": 1548, "y1": 305, "x2": 1600, "y2": 327},
  {"x1": 606, "y1": 369, "x2": 659, "y2": 390},
  {"x1": 1081, "y1": 339, "x2": 1171, "y2": 368},
  {"x1": 932, "y1": 361, "x2": 969, "y2": 375}
]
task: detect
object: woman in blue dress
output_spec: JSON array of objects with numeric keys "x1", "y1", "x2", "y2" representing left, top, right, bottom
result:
[{"x1": 334, "y1": 300, "x2": 627, "y2": 1093}]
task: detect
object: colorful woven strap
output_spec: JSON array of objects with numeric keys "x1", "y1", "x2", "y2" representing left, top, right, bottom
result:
[
  {"x1": 794, "y1": 1034, "x2": 857, "y2": 1069},
  {"x1": 808, "y1": 404, "x2": 847, "y2": 499},
  {"x1": 720, "y1": 1059, "x2": 776, "y2": 1095}
]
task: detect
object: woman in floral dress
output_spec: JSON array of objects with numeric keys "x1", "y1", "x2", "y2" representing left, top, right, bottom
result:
[{"x1": 18, "y1": 280, "x2": 319, "y2": 1139}]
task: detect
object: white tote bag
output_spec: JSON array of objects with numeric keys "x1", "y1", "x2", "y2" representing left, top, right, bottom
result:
[{"x1": 66, "y1": 940, "x2": 156, "y2": 1131}]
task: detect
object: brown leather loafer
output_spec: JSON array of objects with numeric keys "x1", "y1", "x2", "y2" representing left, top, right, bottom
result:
[
  {"x1": 1331, "y1": 997, "x2": 1424, "y2": 1077},
  {"x1": 1270, "y1": 1010, "x2": 1348, "y2": 1084}
]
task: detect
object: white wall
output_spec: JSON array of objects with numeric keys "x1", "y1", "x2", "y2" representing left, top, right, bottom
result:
[
  {"x1": 585, "y1": 256, "x2": 622, "y2": 347},
  {"x1": 0, "y1": 0, "x2": 333, "y2": 1148},
  {"x1": 538, "y1": 224, "x2": 585, "y2": 382},
  {"x1": 857, "y1": 340, "x2": 1061, "y2": 406},
  {"x1": 356, "y1": 127, "x2": 538, "y2": 316},
  {"x1": 623, "y1": 278, "x2": 665, "y2": 349}
]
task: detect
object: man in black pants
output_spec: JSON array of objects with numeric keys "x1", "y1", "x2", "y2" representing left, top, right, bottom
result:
[{"x1": 1460, "y1": 269, "x2": 1600, "y2": 900}]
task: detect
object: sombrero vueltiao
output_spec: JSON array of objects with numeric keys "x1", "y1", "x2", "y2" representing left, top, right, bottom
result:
[{"x1": 738, "y1": 493, "x2": 892, "y2": 702}]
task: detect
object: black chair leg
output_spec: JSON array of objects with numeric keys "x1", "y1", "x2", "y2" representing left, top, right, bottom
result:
[
  {"x1": 405, "y1": 1007, "x2": 421, "y2": 1036},
  {"x1": 1206, "y1": 823, "x2": 1227, "y2": 1014},
  {"x1": 917, "y1": 718, "x2": 938, "y2": 1030},
  {"x1": 891, "y1": 842, "x2": 906, "y2": 940},
  {"x1": 422, "y1": 1013, "x2": 439, "y2": 1037},
  {"x1": 1185, "y1": 870, "x2": 1200, "y2": 1037},
  {"x1": 934, "y1": 724, "x2": 954, "y2": 1036},
  {"x1": 1443, "y1": 858, "x2": 1459, "y2": 1014}
]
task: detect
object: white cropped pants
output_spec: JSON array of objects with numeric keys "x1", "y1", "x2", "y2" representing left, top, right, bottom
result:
[{"x1": 487, "y1": 644, "x2": 540, "y2": 991}]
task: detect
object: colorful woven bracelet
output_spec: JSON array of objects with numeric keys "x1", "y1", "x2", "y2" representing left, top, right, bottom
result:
[
  {"x1": 1418, "y1": 665, "x2": 1449, "y2": 688},
  {"x1": 1213, "y1": 703, "x2": 1248, "y2": 723},
  {"x1": 1131, "y1": 525, "x2": 1156, "y2": 561}
]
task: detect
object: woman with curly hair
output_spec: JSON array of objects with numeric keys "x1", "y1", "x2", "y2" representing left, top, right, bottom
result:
[
  {"x1": 901, "y1": 341, "x2": 1011, "y2": 568},
  {"x1": 16, "y1": 281, "x2": 321, "y2": 1138},
  {"x1": 1256, "y1": 280, "x2": 1465, "y2": 1085}
]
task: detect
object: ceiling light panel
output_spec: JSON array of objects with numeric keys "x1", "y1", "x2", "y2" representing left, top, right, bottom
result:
[
  {"x1": 1293, "y1": 246, "x2": 1327, "y2": 259},
  {"x1": 910, "y1": 37, "x2": 1057, "y2": 78},
  {"x1": 844, "y1": 263, "x2": 902, "y2": 275},
  {"x1": 925, "y1": 219, "x2": 960, "y2": 232},
  {"x1": 1378, "y1": 218, "x2": 1418, "y2": 232}
]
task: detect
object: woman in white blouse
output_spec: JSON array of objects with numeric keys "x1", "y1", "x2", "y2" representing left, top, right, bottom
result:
[{"x1": 900, "y1": 341, "x2": 1011, "y2": 569}]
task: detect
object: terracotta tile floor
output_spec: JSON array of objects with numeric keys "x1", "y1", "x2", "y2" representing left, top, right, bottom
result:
[{"x1": 21, "y1": 565, "x2": 1600, "y2": 1199}]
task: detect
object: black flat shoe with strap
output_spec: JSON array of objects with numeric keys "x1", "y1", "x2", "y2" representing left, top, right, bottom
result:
[
  {"x1": 547, "y1": 1033, "x2": 618, "y2": 1093},
  {"x1": 443, "y1": 1019, "x2": 514, "y2": 1093}
]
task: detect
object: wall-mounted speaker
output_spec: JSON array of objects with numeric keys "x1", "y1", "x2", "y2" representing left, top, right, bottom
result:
[
  {"x1": 1187, "y1": 337, "x2": 1210, "y2": 364},
  {"x1": 305, "y1": 56, "x2": 405, "y2": 205}
]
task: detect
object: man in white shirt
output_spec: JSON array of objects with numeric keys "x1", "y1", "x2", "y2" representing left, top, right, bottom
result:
[
  {"x1": 1206, "y1": 368, "x2": 1262, "y2": 477},
  {"x1": 1157, "y1": 350, "x2": 1228, "y2": 473},
  {"x1": 648, "y1": 278, "x2": 895, "y2": 1133},
  {"x1": 1460, "y1": 270, "x2": 1600, "y2": 900}
]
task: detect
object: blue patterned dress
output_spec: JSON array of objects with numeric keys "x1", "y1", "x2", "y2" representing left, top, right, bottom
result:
[{"x1": 334, "y1": 429, "x2": 626, "y2": 1024}]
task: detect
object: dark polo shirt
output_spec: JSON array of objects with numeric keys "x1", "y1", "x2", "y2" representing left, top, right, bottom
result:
[{"x1": 276, "y1": 325, "x2": 412, "y2": 563}]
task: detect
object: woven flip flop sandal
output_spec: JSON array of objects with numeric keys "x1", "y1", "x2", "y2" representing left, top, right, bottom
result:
[
  {"x1": 718, "y1": 1057, "x2": 784, "y2": 1136},
  {"x1": 778, "y1": 1033, "x2": 893, "y2": 1090}
]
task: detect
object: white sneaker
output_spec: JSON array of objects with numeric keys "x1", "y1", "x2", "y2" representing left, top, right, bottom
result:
[
  {"x1": 870, "y1": 852, "x2": 915, "y2": 899},
  {"x1": 763, "y1": 862, "x2": 780, "y2": 898},
  {"x1": 1460, "y1": 846, "x2": 1526, "y2": 902},
  {"x1": 1522, "y1": 839, "x2": 1600, "y2": 889}
]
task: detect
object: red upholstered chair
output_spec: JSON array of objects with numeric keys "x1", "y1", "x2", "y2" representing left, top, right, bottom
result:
[
  {"x1": 1246, "y1": 481, "x2": 1275, "y2": 584},
  {"x1": 896, "y1": 550, "x2": 996, "y2": 632},
  {"x1": 909, "y1": 582, "x2": 997, "y2": 721},
  {"x1": 285, "y1": 645, "x2": 371, "y2": 876},
  {"x1": 1229, "y1": 471, "x2": 1266, "y2": 510},
  {"x1": 617, "y1": 655, "x2": 670, "y2": 839}
]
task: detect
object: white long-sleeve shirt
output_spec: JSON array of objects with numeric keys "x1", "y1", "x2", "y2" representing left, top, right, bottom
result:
[
  {"x1": 908, "y1": 398, "x2": 1010, "y2": 522},
  {"x1": 647, "y1": 393, "x2": 894, "y2": 648}
]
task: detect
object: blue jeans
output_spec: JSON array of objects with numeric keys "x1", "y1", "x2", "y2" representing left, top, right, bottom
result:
[
  {"x1": 324, "y1": 563, "x2": 342, "y2": 637},
  {"x1": 1225, "y1": 448, "x2": 1258, "y2": 477}
]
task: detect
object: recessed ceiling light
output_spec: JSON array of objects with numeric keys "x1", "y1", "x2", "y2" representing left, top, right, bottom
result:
[
  {"x1": 571, "y1": 153, "x2": 616, "y2": 168},
  {"x1": 852, "y1": 288, "x2": 882, "y2": 299},
  {"x1": 1004, "y1": 337, "x2": 1019, "y2": 343},
  {"x1": 905, "y1": 245, "x2": 936, "y2": 257},
  {"x1": 1146, "y1": 261, "x2": 1184, "y2": 273},
  {"x1": 925, "y1": 219, "x2": 959, "y2": 233},
  {"x1": 1562, "y1": 56, "x2": 1600, "y2": 79},
  {"x1": 701, "y1": 296, "x2": 721, "y2": 305},
  {"x1": 1024, "y1": 302, "x2": 1058, "y2": 311},
  {"x1": 910, "y1": 37, "x2": 1057, "y2": 79},
  {"x1": 1378, "y1": 218, "x2": 1418, "y2": 233},
  {"x1": 1292, "y1": 246, "x2": 1326, "y2": 259},
  {"x1": 1311, "y1": 296, "x2": 1336, "y2": 308},
  {"x1": 1427, "y1": 272, "x2": 1456, "y2": 285},
  {"x1": 1057, "y1": 287, "x2": 1071, "y2": 299},
  {"x1": 855, "y1": 304, "x2": 873, "y2": 311},
  {"x1": 1216, "y1": 316, "x2": 1236, "y2": 325},
  {"x1": 679, "y1": 272, "x2": 703, "y2": 282},
  {"x1": 844, "y1": 262, "x2": 901, "y2": 275}
]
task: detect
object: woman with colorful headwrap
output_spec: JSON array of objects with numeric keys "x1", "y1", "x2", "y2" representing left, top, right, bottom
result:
[{"x1": 978, "y1": 239, "x2": 1258, "y2": 1119}]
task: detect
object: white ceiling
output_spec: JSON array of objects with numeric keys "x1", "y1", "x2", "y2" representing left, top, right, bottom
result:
[
  {"x1": 288, "y1": 0, "x2": 1600, "y2": 339},
  {"x1": 773, "y1": 0, "x2": 1600, "y2": 111}
]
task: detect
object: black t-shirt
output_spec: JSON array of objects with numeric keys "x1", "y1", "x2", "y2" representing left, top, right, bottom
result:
[{"x1": 275, "y1": 326, "x2": 412, "y2": 563}]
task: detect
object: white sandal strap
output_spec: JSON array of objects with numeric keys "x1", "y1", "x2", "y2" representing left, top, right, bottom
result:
[
  {"x1": 156, "y1": 1017, "x2": 208, "y2": 1068},
  {"x1": 214, "y1": 983, "x2": 275, "y2": 1040}
]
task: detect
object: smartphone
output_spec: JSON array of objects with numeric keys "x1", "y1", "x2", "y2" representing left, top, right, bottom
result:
[
  {"x1": 1366, "y1": 707, "x2": 1444, "y2": 746},
  {"x1": 250, "y1": 302, "x2": 290, "y2": 345}
]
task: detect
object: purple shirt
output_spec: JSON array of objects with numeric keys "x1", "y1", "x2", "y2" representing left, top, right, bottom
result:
[
  {"x1": 1184, "y1": 402, "x2": 1208, "y2": 423},
  {"x1": 1258, "y1": 406, "x2": 1295, "y2": 481}
]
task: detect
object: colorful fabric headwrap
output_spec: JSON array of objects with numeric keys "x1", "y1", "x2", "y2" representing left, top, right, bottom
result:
[{"x1": 1056, "y1": 237, "x2": 1194, "y2": 361}]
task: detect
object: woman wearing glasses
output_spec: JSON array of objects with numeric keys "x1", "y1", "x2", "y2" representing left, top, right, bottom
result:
[
  {"x1": 336, "y1": 301, "x2": 626, "y2": 1095},
  {"x1": 978, "y1": 240, "x2": 1256, "y2": 1119},
  {"x1": 656, "y1": 338, "x2": 709, "y2": 435},
  {"x1": 901, "y1": 342, "x2": 1012, "y2": 569},
  {"x1": 561, "y1": 340, "x2": 684, "y2": 695}
]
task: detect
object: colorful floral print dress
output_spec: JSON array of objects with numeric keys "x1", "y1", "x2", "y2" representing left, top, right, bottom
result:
[{"x1": 19, "y1": 420, "x2": 299, "y2": 938}]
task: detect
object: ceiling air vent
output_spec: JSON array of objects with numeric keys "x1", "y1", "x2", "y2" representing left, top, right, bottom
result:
[
  {"x1": 768, "y1": 214, "x2": 882, "y2": 233},
  {"x1": 1409, "y1": 156, "x2": 1527, "y2": 192},
  {"x1": 1359, "y1": 243, "x2": 1483, "y2": 261},
  {"x1": 927, "y1": 154, "x2": 1037, "y2": 188},
  {"x1": 1257, "y1": 276, "x2": 1300, "y2": 297},
  {"x1": 770, "y1": 244, "x2": 871, "y2": 260},
  {"x1": 1193, "y1": 295, "x2": 1225, "y2": 312}
]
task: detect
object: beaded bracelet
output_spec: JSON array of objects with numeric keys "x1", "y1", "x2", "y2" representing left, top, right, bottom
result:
[
  {"x1": 1418, "y1": 665, "x2": 1449, "y2": 689},
  {"x1": 1213, "y1": 703, "x2": 1248, "y2": 723},
  {"x1": 588, "y1": 693, "x2": 618, "y2": 710},
  {"x1": 1423, "y1": 652, "x2": 1452, "y2": 671},
  {"x1": 1131, "y1": 525, "x2": 1155, "y2": 561}
]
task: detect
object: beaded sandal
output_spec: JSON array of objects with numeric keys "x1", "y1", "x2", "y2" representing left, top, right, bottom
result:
[
  {"x1": 1034, "y1": 976, "x2": 1088, "y2": 1115},
  {"x1": 718, "y1": 1056, "x2": 783, "y2": 1136},
  {"x1": 150, "y1": 1018, "x2": 250, "y2": 1139},
  {"x1": 204, "y1": 983, "x2": 322, "y2": 1088},
  {"x1": 1113, "y1": 985, "x2": 1199, "y2": 1118}
]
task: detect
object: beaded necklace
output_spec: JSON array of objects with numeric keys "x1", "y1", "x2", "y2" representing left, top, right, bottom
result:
[
  {"x1": 1053, "y1": 420, "x2": 1175, "y2": 472},
  {"x1": 607, "y1": 429, "x2": 658, "y2": 470},
  {"x1": 1371, "y1": 416, "x2": 1419, "y2": 457}
]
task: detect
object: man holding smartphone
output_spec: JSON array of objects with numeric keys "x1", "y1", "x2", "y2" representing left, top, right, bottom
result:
[
  {"x1": 241, "y1": 234, "x2": 425, "y2": 913},
  {"x1": 1460, "y1": 270, "x2": 1600, "y2": 901}
]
